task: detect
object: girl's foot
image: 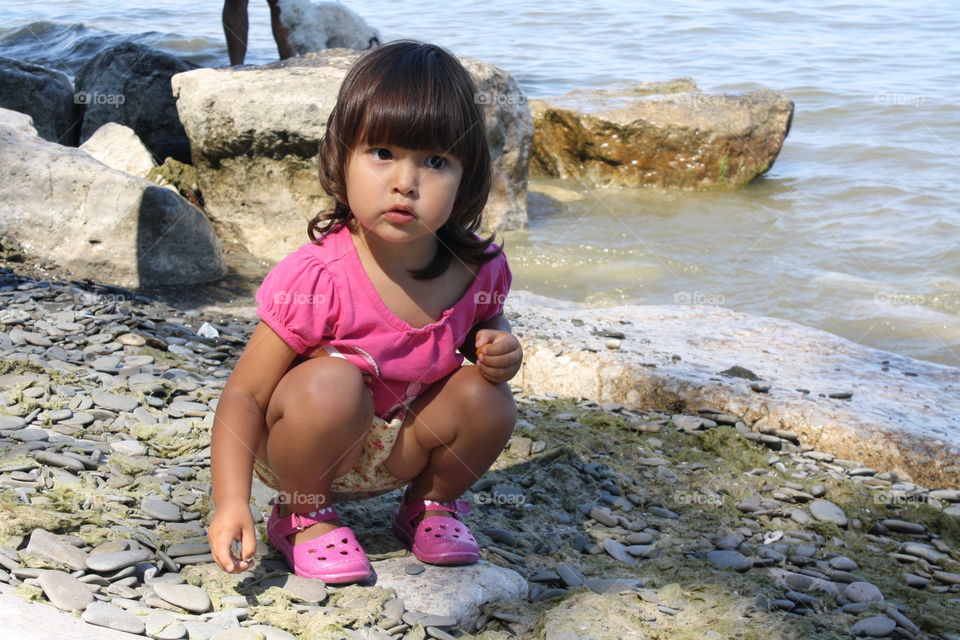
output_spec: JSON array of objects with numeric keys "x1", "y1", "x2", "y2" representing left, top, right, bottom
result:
[{"x1": 277, "y1": 504, "x2": 341, "y2": 545}]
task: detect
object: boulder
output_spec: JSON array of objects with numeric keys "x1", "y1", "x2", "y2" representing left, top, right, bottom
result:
[
  {"x1": 506, "y1": 290, "x2": 960, "y2": 490},
  {"x1": 0, "y1": 107, "x2": 38, "y2": 137},
  {"x1": 172, "y1": 50, "x2": 531, "y2": 263},
  {"x1": 0, "y1": 57, "x2": 78, "y2": 145},
  {"x1": 278, "y1": 0, "x2": 381, "y2": 53},
  {"x1": 529, "y1": 79, "x2": 793, "y2": 189},
  {"x1": 74, "y1": 43, "x2": 193, "y2": 152},
  {"x1": 0, "y1": 126, "x2": 224, "y2": 287},
  {"x1": 79, "y1": 122, "x2": 156, "y2": 178}
]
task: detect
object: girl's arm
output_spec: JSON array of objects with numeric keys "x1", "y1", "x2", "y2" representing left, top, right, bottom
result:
[
  {"x1": 458, "y1": 313, "x2": 512, "y2": 363},
  {"x1": 209, "y1": 321, "x2": 297, "y2": 572}
]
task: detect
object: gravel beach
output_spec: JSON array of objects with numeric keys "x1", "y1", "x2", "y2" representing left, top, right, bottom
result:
[{"x1": 1, "y1": 265, "x2": 959, "y2": 640}]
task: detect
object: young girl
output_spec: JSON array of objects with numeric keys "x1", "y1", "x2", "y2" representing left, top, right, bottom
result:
[{"x1": 207, "y1": 40, "x2": 522, "y2": 584}]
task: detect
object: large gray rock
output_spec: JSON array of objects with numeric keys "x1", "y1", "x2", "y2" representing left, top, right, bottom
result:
[
  {"x1": 372, "y1": 557, "x2": 526, "y2": 632},
  {"x1": 172, "y1": 50, "x2": 531, "y2": 263},
  {"x1": 0, "y1": 107, "x2": 39, "y2": 137},
  {"x1": 75, "y1": 42, "x2": 192, "y2": 149},
  {"x1": 0, "y1": 57, "x2": 78, "y2": 145},
  {"x1": 530, "y1": 80, "x2": 793, "y2": 189},
  {"x1": 0, "y1": 126, "x2": 225, "y2": 287},
  {"x1": 506, "y1": 290, "x2": 960, "y2": 490}
]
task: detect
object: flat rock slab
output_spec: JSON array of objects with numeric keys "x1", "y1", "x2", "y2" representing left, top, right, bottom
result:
[
  {"x1": 373, "y1": 557, "x2": 526, "y2": 632},
  {"x1": 0, "y1": 583, "x2": 142, "y2": 640},
  {"x1": 506, "y1": 291, "x2": 960, "y2": 489},
  {"x1": 37, "y1": 569, "x2": 95, "y2": 612}
]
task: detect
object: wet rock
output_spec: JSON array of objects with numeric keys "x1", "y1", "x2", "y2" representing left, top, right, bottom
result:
[{"x1": 0, "y1": 61, "x2": 77, "y2": 144}]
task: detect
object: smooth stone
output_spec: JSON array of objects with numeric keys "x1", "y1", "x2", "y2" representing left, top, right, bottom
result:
[
  {"x1": 165, "y1": 542, "x2": 210, "y2": 557},
  {"x1": 110, "y1": 440, "x2": 147, "y2": 456},
  {"x1": 404, "y1": 564, "x2": 426, "y2": 575},
  {"x1": 706, "y1": 550, "x2": 751, "y2": 572},
  {"x1": 257, "y1": 574, "x2": 327, "y2": 604},
  {"x1": 31, "y1": 450, "x2": 85, "y2": 472},
  {"x1": 602, "y1": 538, "x2": 637, "y2": 566},
  {"x1": 92, "y1": 391, "x2": 139, "y2": 412},
  {"x1": 145, "y1": 609, "x2": 188, "y2": 640},
  {"x1": 884, "y1": 606, "x2": 920, "y2": 634},
  {"x1": 556, "y1": 561, "x2": 585, "y2": 587},
  {"x1": 142, "y1": 498, "x2": 182, "y2": 522},
  {"x1": 808, "y1": 500, "x2": 848, "y2": 526},
  {"x1": 844, "y1": 581, "x2": 884, "y2": 603},
  {"x1": 10, "y1": 428, "x2": 48, "y2": 442},
  {"x1": 37, "y1": 569, "x2": 95, "y2": 611},
  {"x1": 153, "y1": 582, "x2": 212, "y2": 613},
  {"x1": 82, "y1": 601, "x2": 146, "y2": 635},
  {"x1": 584, "y1": 577, "x2": 644, "y2": 594},
  {"x1": 880, "y1": 519, "x2": 926, "y2": 535},
  {"x1": 0, "y1": 416, "x2": 27, "y2": 429},
  {"x1": 851, "y1": 615, "x2": 896, "y2": 637},
  {"x1": 86, "y1": 549, "x2": 152, "y2": 572},
  {"x1": 209, "y1": 631, "x2": 263, "y2": 640},
  {"x1": 588, "y1": 506, "x2": 618, "y2": 527},
  {"x1": 625, "y1": 532, "x2": 654, "y2": 545},
  {"x1": 480, "y1": 527, "x2": 517, "y2": 546},
  {"x1": 828, "y1": 555, "x2": 859, "y2": 572},
  {"x1": 25, "y1": 529, "x2": 88, "y2": 571}
]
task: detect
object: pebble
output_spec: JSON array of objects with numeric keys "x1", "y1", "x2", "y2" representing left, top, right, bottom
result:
[
  {"x1": 602, "y1": 538, "x2": 637, "y2": 566},
  {"x1": 828, "y1": 555, "x2": 858, "y2": 572},
  {"x1": 86, "y1": 549, "x2": 152, "y2": 572},
  {"x1": 82, "y1": 601, "x2": 146, "y2": 635},
  {"x1": 257, "y1": 574, "x2": 327, "y2": 603},
  {"x1": 706, "y1": 550, "x2": 752, "y2": 572},
  {"x1": 880, "y1": 519, "x2": 925, "y2": 535},
  {"x1": 843, "y1": 581, "x2": 884, "y2": 603},
  {"x1": 404, "y1": 563, "x2": 425, "y2": 575},
  {"x1": 25, "y1": 529, "x2": 88, "y2": 571},
  {"x1": 144, "y1": 610, "x2": 188, "y2": 640},
  {"x1": 152, "y1": 582, "x2": 212, "y2": 613},
  {"x1": 556, "y1": 561, "x2": 585, "y2": 587},
  {"x1": 37, "y1": 569, "x2": 95, "y2": 611},
  {"x1": 142, "y1": 498, "x2": 183, "y2": 522},
  {"x1": 92, "y1": 391, "x2": 139, "y2": 412},
  {"x1": 808, "y1": 500, "x2": 848, "y2": 526},
  {"x1": 851, "y1": 615, "x2": 896, "y2": 637}
]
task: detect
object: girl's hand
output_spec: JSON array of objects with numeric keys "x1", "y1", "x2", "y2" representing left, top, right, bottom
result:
[
  {"x1": 475, "y1": 329, "x2": 522, "y2": 384},
  {"x1": 208, "y1": 502, "x2": 258, "y2": 574}
]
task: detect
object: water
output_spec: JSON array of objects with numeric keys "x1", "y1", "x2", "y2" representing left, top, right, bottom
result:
[{"x1": 1, "y1": 0, "x2": 958, "y2": 365}]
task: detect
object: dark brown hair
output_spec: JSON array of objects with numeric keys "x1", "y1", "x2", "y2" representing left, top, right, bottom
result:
[{"x1": 309, "y1": 40, "x2": 502, "y2": 279}]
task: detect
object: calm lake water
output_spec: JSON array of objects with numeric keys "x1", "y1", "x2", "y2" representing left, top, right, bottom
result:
[{"x1": 1, "y1": 0, "x2": 958, "y2": 366}]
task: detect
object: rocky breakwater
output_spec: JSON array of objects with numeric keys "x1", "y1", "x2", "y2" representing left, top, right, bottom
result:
[
  {"x1": 529, "y1": 79, "x2": 794, "y2": 189},
  {"x1": 0, "y1": 110, "x2": 224, "y2": 288},
  {"x1": 172, "y1": 51, "x2": 532, "y2": 264},
  {"x1": 507, "y1": 290, "x2": 960, "y2": 491},
  {"x1": 1, "y1": 268, "x2": 960, "y2": 640}
]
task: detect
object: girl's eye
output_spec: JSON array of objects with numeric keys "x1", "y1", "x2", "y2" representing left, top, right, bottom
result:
[
  {"x1": 371, "y1": 148, "x2": 392, "y2": 161},
  {"x1": 425, "y1": 155, "x2": 446, "y2": 169}
]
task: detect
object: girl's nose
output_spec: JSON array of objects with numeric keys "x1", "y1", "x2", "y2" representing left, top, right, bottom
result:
[{"x1": 391, "y1": 159, "x2": 418, "y2": 194}]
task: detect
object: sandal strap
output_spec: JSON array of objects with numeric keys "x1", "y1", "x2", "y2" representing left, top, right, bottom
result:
[
  {"x1": 401, "y1": 496, "x2": 472, "y2": 520},
  {"x1": 269, "y1": 505, "x2": 339, "y2": 538}
]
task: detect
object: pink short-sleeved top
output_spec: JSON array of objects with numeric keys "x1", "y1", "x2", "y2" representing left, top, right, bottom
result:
[{"x1": 255, "y1": 222, "x2": 512, "y2": 421}]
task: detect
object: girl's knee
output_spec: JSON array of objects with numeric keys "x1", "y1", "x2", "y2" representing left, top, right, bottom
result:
[
  {"x1": 456, "y1": 367, "x2": 517, "y2": 430},
  {"x1": 267, "y1": 356, "x2": 372, "y2": 426}
]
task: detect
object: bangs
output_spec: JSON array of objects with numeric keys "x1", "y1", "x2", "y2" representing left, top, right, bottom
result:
[{"x1": 342, "y1": 46, "x2": 481, "y2": 161}]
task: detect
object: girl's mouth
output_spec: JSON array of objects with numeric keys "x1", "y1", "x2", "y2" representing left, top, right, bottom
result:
[{"x1": 384, "y1": 208, "x2": 416, "y2": 223}]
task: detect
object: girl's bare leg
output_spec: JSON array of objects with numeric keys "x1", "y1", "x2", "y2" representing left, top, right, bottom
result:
[
  {"x1": 260, "y1": 356, "x2": 374, "y2": 544},
  {"x1": 383, "y1": 364, "x2": 517, "y2": 520}
]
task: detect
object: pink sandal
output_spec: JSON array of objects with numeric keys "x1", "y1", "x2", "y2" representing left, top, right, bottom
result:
[
  {"x1": 266, "y1": 504, "x2": 372, "y2": 584},
  {"x1": 391, "y1": 487, "x2": 480, "y2": 565}
]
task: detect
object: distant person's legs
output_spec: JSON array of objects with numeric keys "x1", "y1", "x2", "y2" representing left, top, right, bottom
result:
[
  {"x1": 222, "y1": 0, "x2": 250, "y2": 65},
  {"x1": 267, "y1": 0, "x2": 295, "y2": 60}
]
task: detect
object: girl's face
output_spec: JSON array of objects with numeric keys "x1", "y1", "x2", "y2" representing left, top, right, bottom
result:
[{"x1": 345, "y1": 143, "x2": 463, "y2": 246}]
